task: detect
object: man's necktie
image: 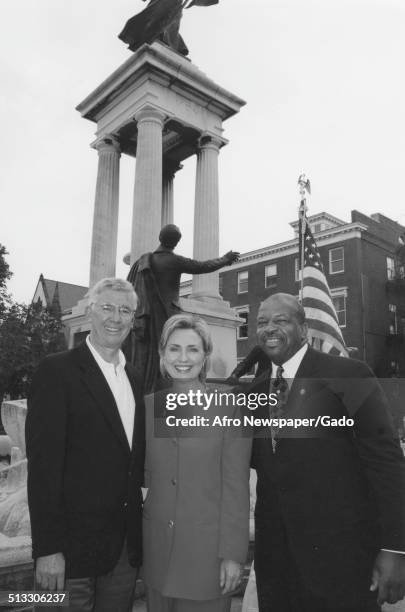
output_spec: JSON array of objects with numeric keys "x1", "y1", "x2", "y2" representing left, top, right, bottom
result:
[
  {"x1": 270, "y1": 366, "x2": 289, "y2": 451},
  {"x1": 272, "y1": 366, "x2": 289, "y2": 413}
]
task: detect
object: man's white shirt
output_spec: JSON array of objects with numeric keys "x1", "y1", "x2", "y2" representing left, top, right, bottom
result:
[
  {"x1": 271, "y1": 343, "x2": 308, "y2": 386},
  {"x1": 86, "y1": 335, "x2": 135, "y2": 448}
]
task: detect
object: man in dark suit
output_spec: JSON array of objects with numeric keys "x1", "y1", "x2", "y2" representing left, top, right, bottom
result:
[
  {"x1": 250, "y1": 293, "x2": 405, "y2": 612},
  {"x1": 26, "y1": 278, "x2": 145, "y2": 612},
  {"x1": 126, "y1": 224, "x2": 239, "y2": 391}
]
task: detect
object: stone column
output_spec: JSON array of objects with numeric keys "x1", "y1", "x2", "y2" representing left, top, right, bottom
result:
[
  {"x1": 131, "y1": 108, "x2": 165, "y2": 263},
  {"x1": 89, "y1": 136, "x2": 121, "y2": 287},
  {"x1": 192, "y1": 136, "x2": 222, "y2": 299},
  {"x1": 162, "y1": 159, "x2": 183, "y2": 226}
]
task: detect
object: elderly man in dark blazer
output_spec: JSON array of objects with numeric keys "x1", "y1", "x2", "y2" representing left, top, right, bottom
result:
[
  {"x1": 250, "y1": 293, "x2": 405, "y2": 612},
  {"x1": 26, "y1": 278, "x2": 145, "y2": 612}
]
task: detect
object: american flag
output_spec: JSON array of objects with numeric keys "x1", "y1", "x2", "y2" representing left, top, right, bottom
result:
[{"x1": 298, "y1": 204, "x2": 349, "y2": 357}]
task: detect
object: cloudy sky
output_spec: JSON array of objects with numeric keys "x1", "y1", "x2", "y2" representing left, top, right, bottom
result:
[{"x1": 2, "y1": 0, "x2": 405, "y2": 303}]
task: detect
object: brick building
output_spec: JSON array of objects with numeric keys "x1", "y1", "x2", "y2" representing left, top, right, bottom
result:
[{"x1": 182, "y1": 210, "x2": 405, "y2": 376}]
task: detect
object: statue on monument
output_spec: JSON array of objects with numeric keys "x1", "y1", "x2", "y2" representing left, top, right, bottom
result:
[
  {"x1": 125, "y1": 224, "x2": 239, "y2": 392},
  {"x1": 119, "y1": 0, "x2": 219, "y2": 57}
]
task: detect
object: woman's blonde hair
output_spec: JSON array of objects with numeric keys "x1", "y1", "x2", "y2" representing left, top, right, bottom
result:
[{"x1": 159, "y1": 314, "x2": 213, "y2": 381}]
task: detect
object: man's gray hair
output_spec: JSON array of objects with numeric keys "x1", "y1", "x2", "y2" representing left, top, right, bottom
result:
[{"x1": 85, "y1": 278, "x2": 137, "y2": 307}]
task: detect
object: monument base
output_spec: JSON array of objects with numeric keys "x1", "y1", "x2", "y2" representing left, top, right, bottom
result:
[
  {"x1": 62, "y1": 299, "x2": 90, "y2": 349},
  {"x1": 180, "y1": 296, "x2": 241, "y2": 378},
  {"x1": 0, "y1": 560, "x2": 33, "y2": 594},
  {"x1": 0, "y1": 401, "x2": 32, "y2": 595}
]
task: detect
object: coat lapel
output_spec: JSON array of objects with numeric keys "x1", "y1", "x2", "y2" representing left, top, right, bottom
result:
[
  {"x1": 73, "y1": 343, "x2": 131, "y2": 456},
  {"x1": 125, "y1": 363, "x2": 145, "y2": 450},
  {"x1": 285, "y1": 347, "x2": 323, "y2": 413}
]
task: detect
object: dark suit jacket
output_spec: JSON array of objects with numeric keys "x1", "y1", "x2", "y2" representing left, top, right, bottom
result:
[
  {"x1": 250, "y1": 347, "x2": 405, "y2": 602},
  {"x1": 25, "y1": 343, "x2": 145, "y2": 579}
]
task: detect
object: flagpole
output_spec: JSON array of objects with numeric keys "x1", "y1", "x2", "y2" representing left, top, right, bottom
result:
[{"x1": 297, "y1": 174, "x2": 310, "y2": 303}]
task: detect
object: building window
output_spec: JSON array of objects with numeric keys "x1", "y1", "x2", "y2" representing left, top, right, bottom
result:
[
  {"x1": 264, "y1": 264, "x2": 277, "y2": 288},
  {"x1": 332, "y1": 295, "x2": 346, "y2": 327},
  {"x1": 329, "y1": 247, "x2": 344, "y2": 274},
  {"x1": 294, "y1": 258, "x2": 301, "y2": 282},
  {"x1": 330, "y1": 287, "x2": 347, "y2": 327},
  {"x1": 237, "y1": 270, "x2": 249, "y2": 294},
  {"x1": 389, "y1": 304, "x2": 397, "y2": 334},
  {"x1": 386, "y1": 256, "x2": 395, "y2": 280},
  {"x1": 235, "y1": 307, "x2": 249, "y2": 339},
  {"x1": 218, "y1": 275, "x2": 223, "y2": 295},
  {"x1": 390, "y1": 361, "x2": 399, "y2": 376}
]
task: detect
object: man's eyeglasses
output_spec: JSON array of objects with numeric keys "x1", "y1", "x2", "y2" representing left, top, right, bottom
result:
[{"x1": 93, "y1": 303, "x2": 134, "y2": 320}]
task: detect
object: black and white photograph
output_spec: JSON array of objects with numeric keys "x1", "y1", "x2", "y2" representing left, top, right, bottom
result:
[{"x1": 1, "y1": 1, "x2": 405, "y2": 611}]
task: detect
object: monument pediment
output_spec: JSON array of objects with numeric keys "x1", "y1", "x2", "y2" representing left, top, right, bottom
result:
[{"x1": 76, "y1": 42, "x2": 245, "y2": 161}]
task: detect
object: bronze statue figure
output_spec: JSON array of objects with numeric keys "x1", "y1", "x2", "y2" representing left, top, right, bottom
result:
[
  {"x1": 125, "y1": 224, "x2": 239, "y2": 392},
  {"x1": 119, "y1": 0, "x2": 219, "y2": 57}
]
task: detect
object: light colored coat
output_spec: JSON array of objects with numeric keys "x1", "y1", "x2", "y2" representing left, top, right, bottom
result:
[{"x1": 143, "y1": 384, "x2": 251, "y2": 600}]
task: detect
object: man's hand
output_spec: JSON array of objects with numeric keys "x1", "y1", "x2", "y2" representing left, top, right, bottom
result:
[
  {"x1": 370, "y1": 550, "x2": 405, "y2": 605},
  {"x1": 36, "y1": 553, "x2": 65, "y2": 591},
  {"x1": 223, "y1": 251, "x2": 240, "y2": 265},
  {"x1": 219, "y1": 559, "x2": 243, "y2": 594}
]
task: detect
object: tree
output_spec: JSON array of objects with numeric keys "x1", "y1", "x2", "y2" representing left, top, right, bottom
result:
[
  {"x1": 1, "y1": 301, "x2": 67, "y2": 401},
  {"x1": 0, "y1": 302, "x2": 30, "y2": 402},
  {"x1": 0, "y1": 246, "x2": 67, "y2": 411},
  {"x1": 0, "y1": 244, "x2": 12, "y2": 319}
]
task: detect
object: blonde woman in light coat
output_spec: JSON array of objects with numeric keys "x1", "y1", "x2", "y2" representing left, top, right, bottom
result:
[{"x1": 143, "y1": 314, "x2": 251, "y2": 612}]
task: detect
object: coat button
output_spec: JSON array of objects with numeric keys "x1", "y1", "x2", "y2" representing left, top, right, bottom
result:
[
  {"x1": 168, "y1": 520, "x2": 174, "y2": 528},
  {"x1": 171, "y1": 478, "x2": 177, "y2": 486},
  {"x1": 124, "y1": 502, "x2": 128, "y2": 508}
]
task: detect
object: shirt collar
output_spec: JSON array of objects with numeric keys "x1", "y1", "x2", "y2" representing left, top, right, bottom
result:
[
  {"x1": 86, "y1": 334, "x2": 126, "y2": 370},
  {"x1": 276, "y1": 343, "x2": 308, "y2": 380}
]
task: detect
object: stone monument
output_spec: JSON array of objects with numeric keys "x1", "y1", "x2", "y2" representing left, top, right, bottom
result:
[
  {"x1": 64, "y1": 37, "x2": 246, "y2": 377},
  {"x1": 0, "y1": 400, "x2": 33, "y2": 597}
]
